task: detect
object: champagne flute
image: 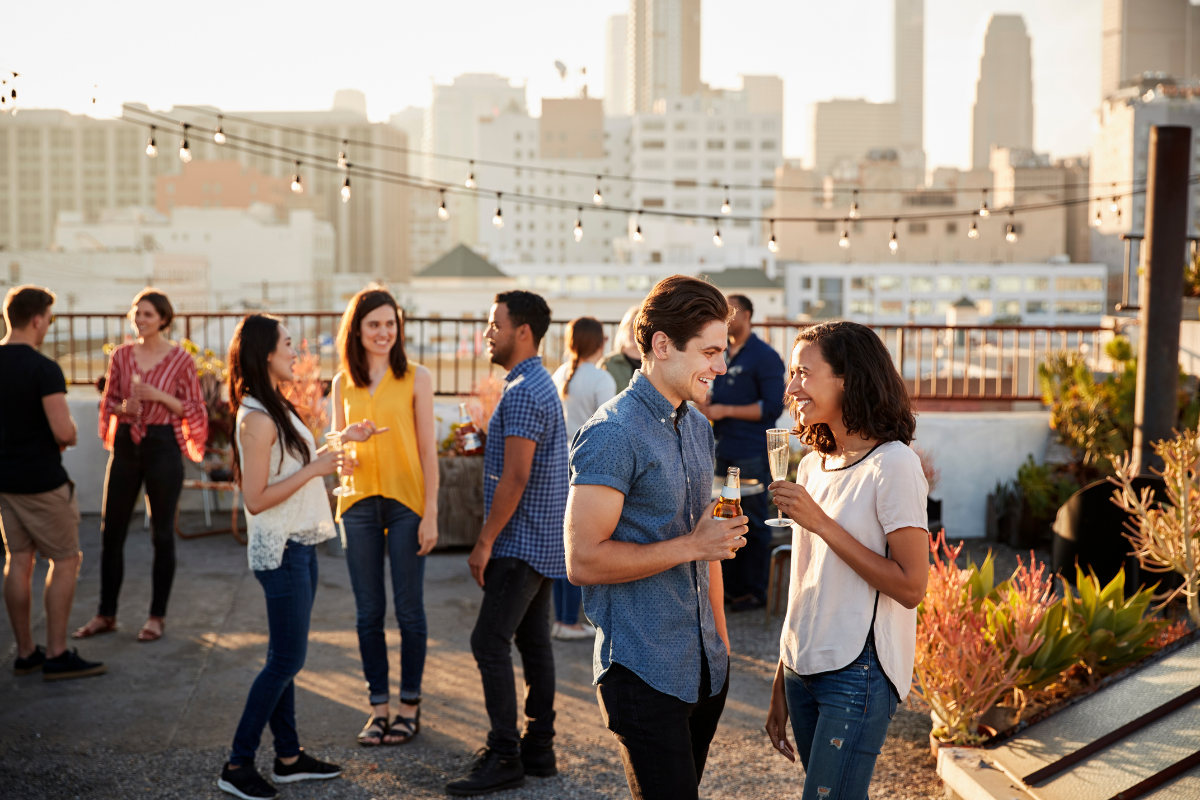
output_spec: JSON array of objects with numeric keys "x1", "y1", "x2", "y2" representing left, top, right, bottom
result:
[
  {"x1": 766, "y1": 428, "x2": 793, "y2": 527},
  {"x1": 326, "y1": 430, "x2": 349, "y2": 497},
  {"x1": 337, "y1": 441, "x2": 357, "y2": 498}
]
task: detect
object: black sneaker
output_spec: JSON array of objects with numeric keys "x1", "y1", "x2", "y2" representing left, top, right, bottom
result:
[
  {"x1": 520, "y1": 735, "x2": 557, "y2": 777},
  {"x1": 218, "y1": 763, "x2": 277, "y2": 800},
  {"x1": 271, "y1": 749, "x2": 342, "y2": 783},
  {"x1": 445, "y1": 748, "x2": 525, "y2": 796},
  {"x1": 42, "y1": 648, "x2": 106, "y2": 681},
  {"x1": 14, "y1": 645, "x2": 46, "y2": 675}
]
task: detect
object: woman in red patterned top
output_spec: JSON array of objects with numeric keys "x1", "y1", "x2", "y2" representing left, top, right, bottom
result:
[{"x1": 74, "y1": 289, "x2": 207, "y2": 643}]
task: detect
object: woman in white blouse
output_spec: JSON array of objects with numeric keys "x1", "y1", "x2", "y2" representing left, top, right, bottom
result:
[
  {"x1": 217, "y1": 314, "x2": 374, "y2": 800},
  {"x1": 550, "y1": 316, "x2": 616, "y2": 640},
  {"x1": 763, "y1": 320, "x2": 929, "y2": 800}
]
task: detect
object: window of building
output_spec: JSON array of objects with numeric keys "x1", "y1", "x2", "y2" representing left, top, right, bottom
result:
[
  {"x1": 851, "y1": 276, "x2": 874, "y2": 291},
  {"x1": 910, "y1": 300, "x2": 933, "y2": 315},
  {"x1": 937, "y1": 276, "x2": 961, "y2": 292},
  {"x1": 565, "y1": 275, "x2": 590, "y2": 292},
  {"x1": 849, "y1": 300, "x2": 873, "y2": 315},
  {"x1": 643, "y1": 120, "x2": 666, "y2": 131},
  {"x1": 762, "y1": 120, "x2": 777, "y2": 132},
  {"x1": 628, "y1": 274, "x2": 652, "y2": 290},
  {"x1": 649, "y1": 251, "x2": 662, "y2": 263},
  {"x1": 801, "y1": 276, "x2": 812, "y2": 289},
  {"x1": 911, "y1": 276, "x2": 934, "y2": 293},
  {"x1": 945, "y1": 221, "x2": 958, "y2": 235},
  {"x1": 996, "y1": 276, "x2": 1021, "y2": 292},
  {"x1": 598, "y1": 275, "x2": 622, "y2": 291},
  {"x1": 818, "y1": 277, "x2": 843, "y2": 316},
  {"x1": 642, "y1": 140, "x2": 666, "y2": 149},
  {"x1": 908, "y1": 222, "x2": 928, "y2": 234},
  {"x1": 706, "y1": 139, "x2": 725, "y2": 150},
  {"x1": 642, "y1": 159, "x2": 665, "y2": 170},
  {"x1": 676, "y1": 139, "x2": 698, "y2": 150},
  {"x1": 1026, "y1": 276, "x2": 1050, "y2": 292},
  {"x1": 675, "y1": 159, "x2": 697, "y2": 169},
  {"x1": 734, "y1": 140, "x2": 752, "y2": 150},
  {"x1": 534, "y1": 276, "x2": 560, "y2": 292},
  {"x1": 1056, "y1": 276, "x2": 1104, "y2": 292},
  {"x1": 816, "y1": 221, "x2": 837, "y2": 233},
  {"x1": 1056, "y1": 301, "x2": 1103, "y2": 314},
  {"x1": 674, "y1": 121, "x2": 690, "y2": 131},
  {"x1": 707, "y1": 159, "x2": 725, "y2": 170},
  {"x1": 674, "y1": 179, "x2": 697, "y2": 188},
  {"x1": 734, "y1": 159, "x2": 752, "y2": 170},
  {"x1": 761, "y1": 140, "x2": 777, "y2": 150},
  {"x1": 734, "y1": 120, "x2": 753, "y2": 132},
  {"x1": 878, "y1": 275, "x2": 904, "y2": 291},
  {"x1": 878, "y1": 299, "x2": 904, "y2": 315},
  {"x1": 514, "y1": 132, "x2": 522, "y2": 141},
  {"x1": 642, "y1": 198, "x2": 665, "y2": 208},
  {"x1": 996, "y1": 299, "x2": 1021, "y2": 317},
  {"x1": 1026, "y1": 300, "x2": 1048, "y2": 314},
  {"x1": 761, "y1": 160, "x2": 776, "y2": 170}
]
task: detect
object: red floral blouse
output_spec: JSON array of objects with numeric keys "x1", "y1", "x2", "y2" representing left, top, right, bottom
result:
[{"x1": 99, "y1": 343, "x2": 208, "y2": 462}]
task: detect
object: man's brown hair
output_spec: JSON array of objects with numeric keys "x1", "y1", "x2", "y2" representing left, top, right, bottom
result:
[
  {"x1": 3, "y1": 285, "x2": 55, "y2": 330},
  {"x1": 635, "y1": 275, "x2": 733, "y2": 357}
]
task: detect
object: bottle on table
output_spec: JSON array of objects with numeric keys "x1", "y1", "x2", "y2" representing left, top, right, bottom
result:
[
  {"x1": 713, "y1": 466, "x2": 742, "y2": 519},
  {"x1": 457, "y1": 402, "x2": 484, "y2": 456}
]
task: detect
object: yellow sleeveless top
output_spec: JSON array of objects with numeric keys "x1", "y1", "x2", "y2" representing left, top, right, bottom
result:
[{"x1": 337, "y1": 366, "x2": 425, "y2": 519}]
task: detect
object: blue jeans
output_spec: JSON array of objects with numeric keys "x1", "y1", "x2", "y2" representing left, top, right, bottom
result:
[
  {"x1": 717, "y1": 452, "x2": 772, "y2": 602},
  {"x1": 230, "y1": 542, "x2": 317, "y2": 766},
  {"x1": 784, "y1": 642, "x2": 898, "y2": 800},
  {"x1": 340, "y1": 496, "x2": 427, "y2": 705},
  {"x1": 552, "y1": 577, "x2": 582, "y2": 625}
]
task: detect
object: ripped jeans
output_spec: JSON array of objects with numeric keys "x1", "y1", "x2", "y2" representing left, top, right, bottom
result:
[{"x1": 784, "y1": 641, "x2": 898, "y2": 800}]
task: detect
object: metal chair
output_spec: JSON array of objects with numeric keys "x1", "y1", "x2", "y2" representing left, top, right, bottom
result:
[
  {"x1": 175, "y1": 448, "x2": 246, "y2": 544},
  {"x1": 764, "y1": 544, "x2": 791, "y2": 626}
]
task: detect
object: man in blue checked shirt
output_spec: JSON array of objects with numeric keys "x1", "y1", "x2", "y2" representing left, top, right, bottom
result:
[
  {"x1": 445, "y1": 291, "x2": 569, "y2": 797},
  {"x1": 565, "y1": 276, "x2": 749, "y2": 800}
]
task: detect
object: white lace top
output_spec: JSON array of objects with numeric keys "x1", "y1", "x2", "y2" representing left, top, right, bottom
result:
[{"x1": 236, "y1": 396, "x2": 336, "y2": 571}]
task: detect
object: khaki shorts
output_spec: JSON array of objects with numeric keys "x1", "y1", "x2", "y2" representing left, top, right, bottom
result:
[{"x1": 0, "y1": 481, "x2": 81, "y2": 561}]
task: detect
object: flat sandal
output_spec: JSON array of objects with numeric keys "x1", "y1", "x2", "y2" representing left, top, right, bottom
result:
[{"x1": 357, "y1": 715, "x2": 389, "y2": 747}]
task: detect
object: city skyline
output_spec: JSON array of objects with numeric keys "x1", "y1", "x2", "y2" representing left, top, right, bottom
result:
[{"x1": 11, "y1": 0, "x2": 1101, "y2": 173}]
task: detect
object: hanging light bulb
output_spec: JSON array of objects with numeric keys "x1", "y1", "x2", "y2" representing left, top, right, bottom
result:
[
  {"x1": 146, "y1": 125, "x2": 158, "y2": 158},
  {"x1": 338, "y1": 141, "x2": 348, "y2": 170},
  {"x1": 848, "y1": 189, "x2": 860, "y2": 220},
  {"x1": 437, "y1": 189, "x2": 450, "y2": 221},
  {"x1": 341, "y1": 177, "x2": 351, "y2": 203},
  {"x1": 967, "y1": 219, "x2": 979, "y2": 239},
  {"x1": 1005, "y1": 211, "x2": 1018, "y2": 243},
  {"x1": 978, "y1": 189, "x2": 990, "y2": 218},
  {"x1": 632, "y1": 211, "x2": 643, "y2": 242},
  {"x1": 492, "y1": 192, "x2": 504, "y2": 228},
  {"x1": 713, "y1": 220, "x2": 723, "y2": 247},
  {"x1": 593, "y1": 176, "x2": 604, "y2": 206},
  {"x1": 721, "y1": 186, "x2": 732, "y2": 215},
  {"x1": 574, "y1": 208, "x2": 584, "y2": 242},
  {"x1": 465, "y1": 160, "x2": 477, "y2": 189},
  {"x1": 888, "y1": 219, "x2": 899, "y2": 253},
  {"x1": 768, "y1": 220, "x2": 779, "y2": 253},
  {"x1": 1109, "y1": 196, "x2": 1120, "y2": 213},
  {"x1": 213, "y1": 116, "x2": 226, "y2": 145},
  {"x1": 177, "y1": 124, "x2": 192, "y2": 162},
  {"x1": 291, "y1": 161, "x2": 304, "y2": 194},
  {"x1": 838, "y1": 222, "x2": 850, "y2": 249},
  {"x1": 1092, "y1": 206, "x2": 1103, "y2": 228}
]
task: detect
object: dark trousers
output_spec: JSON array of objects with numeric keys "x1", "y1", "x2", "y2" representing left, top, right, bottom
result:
[
  {"x1": 99, "y1": 424, "x2": 184, "y2": 618},
  {"x1": 340, "y1": 496, "x2": 427, "y2": 705},
  {"x1": 597, "y1": 653, "x2": 729, "y2": 800},
  {"x1": 469, "y1": 557, "x2": 555, "y2": 758},
  {"x1": 230, "y1": 542, "x2": 316, "y2": 766},
  {"x1": 717, "y1": 453, "x2": 772, "y2": 603}
]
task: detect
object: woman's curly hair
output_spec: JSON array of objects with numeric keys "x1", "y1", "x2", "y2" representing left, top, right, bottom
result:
[{"x1": 787, "y1": 320, "x2": 915, "y2": 454}]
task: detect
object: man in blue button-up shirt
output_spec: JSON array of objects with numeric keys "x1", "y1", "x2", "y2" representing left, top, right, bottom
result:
[
  {"x1": 565, "y1": 275, "x2": 749, "y2": 800},
  {"x1": 699, "y1": 294, "x2": 786, "y2": 612},
  {"x1": 447, "y1": 291, "x2": 569, "y2": 797}
]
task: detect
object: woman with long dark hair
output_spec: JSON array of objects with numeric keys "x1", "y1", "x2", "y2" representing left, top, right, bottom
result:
[
  {"x1": 763, "y1": 320, "x2": 929, "y2": 800},
  {"x1": 549, "y1": 316, "x2": 614, "y2": 640},
  {"x1": 75, "y1": 288, "x2": 207, "y2": 643},
  {"x1": 331, "y1": 287, "x2": 438, "y2": 747},
  {"x1": 217, "y1": 314, "x2": 370, "y2": 800}
]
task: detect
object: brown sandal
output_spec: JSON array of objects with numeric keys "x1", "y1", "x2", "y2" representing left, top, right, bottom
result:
[
  {"x1": 72, "y1": 615, "x2": 117, "y2": 639},
  {"x1": 137, "y1": 616, "x2": 165, "y2": 642}
]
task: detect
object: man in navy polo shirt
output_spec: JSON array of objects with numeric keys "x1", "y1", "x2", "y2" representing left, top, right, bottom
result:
[{"x1": 698, "y1": 294, "x2": 785, "y2": 612}]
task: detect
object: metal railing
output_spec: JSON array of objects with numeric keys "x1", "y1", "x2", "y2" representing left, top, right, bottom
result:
[{"x1": 10, "y1": 312, "x2": 1109, "y2": 401}]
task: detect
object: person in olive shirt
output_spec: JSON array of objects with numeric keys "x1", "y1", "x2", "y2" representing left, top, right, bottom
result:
[
  {"x1": 598, "y1": 305, "x2": 641, "y2": 393},
  {"x1": 698, "y1": 294, "x2": 785, "y2": 612},
  {"x1": 0, "y1": 286, "x2": 105, "y2": 680}
]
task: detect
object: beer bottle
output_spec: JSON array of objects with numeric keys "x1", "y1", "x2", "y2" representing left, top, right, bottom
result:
[
  {"x1": 457, "y1": 402, "x2": 484, "y2": 456},
  {"x1": 713, "y1": 466, "x2": 742, "y2": 519}
]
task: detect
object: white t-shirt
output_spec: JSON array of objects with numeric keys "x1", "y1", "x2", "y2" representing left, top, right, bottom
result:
[
  {"x1": 551, "y1": 361, "x2": 618, "y2": 439},
  {"x1": 779, "y1": 440, "x2": 928, "y2": 700}
]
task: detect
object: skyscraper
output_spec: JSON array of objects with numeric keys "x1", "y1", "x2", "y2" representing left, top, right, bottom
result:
[
  {"x1": 605, "y1": 14, "x2": 628, "y2": 116},
  {"x1": 1102, "y1": 0, "x2": 1200, "y2": 99},
  {"x1": 627, "y1": 0, "x2": 701, "y2": 113},
  {"x1": 971, "y1": 15, "x2": 1034, "y2": 172},
  {"x1": 894, "y1": 0, "x2": 924, "y2": 164}
]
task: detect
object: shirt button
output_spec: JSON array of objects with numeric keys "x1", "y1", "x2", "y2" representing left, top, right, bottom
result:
[{"x1": 660, "y1": 418, "x2": 665, "y2": 423}]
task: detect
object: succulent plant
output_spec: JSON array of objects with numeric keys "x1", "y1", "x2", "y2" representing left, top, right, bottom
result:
[
  {"x1": 1017, "y1": 591, "x2": 1090, "y2": 691},
  {"x1": 1064, "y1": 566, "x2": 1168, "y2": 674}
]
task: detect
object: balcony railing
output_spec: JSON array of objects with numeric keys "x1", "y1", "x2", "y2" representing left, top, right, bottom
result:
[{"x1": 11, "y1": 313, "x2": 1108, "y2": 402}]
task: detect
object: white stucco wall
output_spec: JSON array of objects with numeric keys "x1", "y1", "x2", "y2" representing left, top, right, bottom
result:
[{"x1": 912, "y1": 411, "x2": 1052, "y2": 539}]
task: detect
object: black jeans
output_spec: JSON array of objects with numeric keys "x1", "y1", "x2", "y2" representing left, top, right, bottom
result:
[
  {"x1": 99, "y1": 424, "x2": 184, "y2": 618},
  {"x1": 718, "y1": 452, "x2": 772, "y2": 603},
  {"x1": 597, "y1": 652, "x2": 729, "y2": 800},
  {"x1": 469, "y1": 557, "x2": 555, "y2": 758}
]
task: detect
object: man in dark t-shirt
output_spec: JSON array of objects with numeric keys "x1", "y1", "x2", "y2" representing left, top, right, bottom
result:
[{"x1": 1, "y1": 285, "x2": 105, "y2": 681}]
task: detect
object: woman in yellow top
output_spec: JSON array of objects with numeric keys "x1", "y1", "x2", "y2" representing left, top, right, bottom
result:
[{"x1": 331, "y1": 288, "x2": 438, "y2": 748}]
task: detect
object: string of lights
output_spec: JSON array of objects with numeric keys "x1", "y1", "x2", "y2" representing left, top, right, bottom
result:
[
  {"x1": 155, "y1": 104, "x2": 1155, "y2": 198},
  {"x1": 118, "y1": 114, "x2": 1182, "y2": 254}
]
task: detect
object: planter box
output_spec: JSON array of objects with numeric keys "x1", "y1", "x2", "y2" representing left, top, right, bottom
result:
[{"x1": 437, "y1": 455, "x2": 484, "y2": 548}]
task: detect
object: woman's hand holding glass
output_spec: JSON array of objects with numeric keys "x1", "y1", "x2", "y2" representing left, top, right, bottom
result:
[
  {"x1": 765, "y1": 429, "x2": 794, "y2": 527},
  {"x1": 767, "y1": 479, "x2": 832, "y2": 536}
]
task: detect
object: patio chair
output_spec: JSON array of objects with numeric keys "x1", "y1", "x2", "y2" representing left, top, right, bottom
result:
[{"x1": 175, "y1": 447, "x2": 246, "y2": 545}]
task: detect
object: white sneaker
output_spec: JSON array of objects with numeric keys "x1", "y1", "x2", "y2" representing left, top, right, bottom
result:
[{"x1": 553, "y1": 622, "x2": 597, "y2": 641}]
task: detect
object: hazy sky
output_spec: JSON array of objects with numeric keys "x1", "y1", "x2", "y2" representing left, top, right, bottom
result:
[{"x1": 10, "y1": 0, "x2": 1101, "y2": 172}]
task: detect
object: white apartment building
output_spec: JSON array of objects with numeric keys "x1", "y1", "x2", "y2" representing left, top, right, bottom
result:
[
  {"x1": 785, "y1": 262, "x2": 1108, "y2": 326},
  {"x1": 605, "y1": 14, "x2": 629, "y2": 117},
  {"x1": 53, "y1": 205, "x2": 336, "y2": 311}
]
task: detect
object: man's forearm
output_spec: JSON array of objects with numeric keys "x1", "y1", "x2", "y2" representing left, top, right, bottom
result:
[
  {"x1": 708, "y1": 560, "x2": 729, "y2": 652},
  {"x1": 568, "y1": 535, "x2": 695, "y2": 585},
  {"x1": 478, "y1": 473, "x2": 528, "y2": 546}
]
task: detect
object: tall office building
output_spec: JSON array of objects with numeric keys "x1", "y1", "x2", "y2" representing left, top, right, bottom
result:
[
  {"x1": 971, "y1": 15, "x2": 1034, "y2": 171},
  {"x1": 894, "y1": 0, "x2": 924, "y2": 165},
  {"x1": 1102, "y1": 0, "x2": 1200, "y2": 98},
  {"x1": 812, "y1": 99, "x2": 901, "y2": 176},
  {"x1": 627, "y1": 0, "x2": 702, "y2": 113},
  {"x1": 605, "y1": 14, "x2": 629, "y2": 116}
]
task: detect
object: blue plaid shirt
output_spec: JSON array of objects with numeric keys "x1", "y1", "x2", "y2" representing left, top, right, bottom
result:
[
  {"x1": 484, "y1": 356, "x2": 569, "y2": 578},
  {"x1": 569, "y1": 370, "x2": 728, "y2": 703}
]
